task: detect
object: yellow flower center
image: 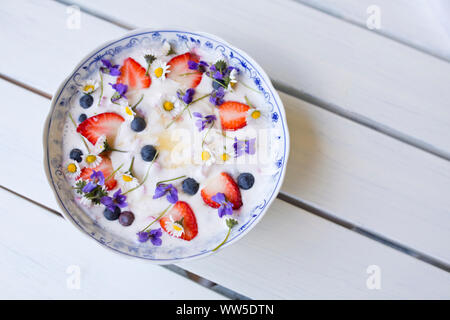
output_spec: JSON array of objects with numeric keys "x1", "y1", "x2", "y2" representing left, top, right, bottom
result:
[
  {"x1": 173, "y1": 223, "x2": 183, "y2": 232},
  {"x1": 67, "y1": 163, "x2": 77, "y2": 173},
  {"x1": 201, "y1": 151, "x2": 211, "y2": 161},
  {"x1": 154, "y1": 67, "x2": 164, "y2": 78},
  {"x1": 125, "y1": 106, "x2": 134, "y2": 116},
  {"x1": 83, "y1": 84, "x2": 95, "y2": 92},
  {"x1": 86, "y1": 155, "x2": 97, "y2": 164},
  {"x1": 122, "y1": 174, "x2": 133, "y2": 182},
  {"x1": 221, "y1": 153, "x2": 229, "y2": 161},
  {"x1": 251, "y1": 110, "x2": 261, "y2": 119},
  {"x1": 163, "y1": 101, "x2": 174, "y2": 111},
  {"x1": 230, "y1": 82, "x2": 237, "y2": 88}
]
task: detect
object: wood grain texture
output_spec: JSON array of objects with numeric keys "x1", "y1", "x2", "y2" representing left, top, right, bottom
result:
[
  {"x1": 64, "y1": 0, "x2": 450, "y2": 158},
  {"x1": 0, "y1": 188, "x2": 226, "y2": 300},
  {"x1": 296, "y1": 0, "x2": 450, "y2": 61},
  {"x1": 1, "y1": 80, "x2": 450, "y2": 298},
  {"x1": 0, "y1": 0, "x2": 449, "y2": 263}
]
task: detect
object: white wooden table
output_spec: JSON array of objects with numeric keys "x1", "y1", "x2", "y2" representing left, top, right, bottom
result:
[{"x1": 1, "y1": 0, "x2": 449, "y2": 299}]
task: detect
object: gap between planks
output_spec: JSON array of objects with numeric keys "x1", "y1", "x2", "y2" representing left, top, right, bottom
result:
[
  {"x1": 0, "y1": 184, "x2": 248, "y2": 300},
  {"x1": 2, "y1": 72, "x2": 449, "y2": 274},
  {"x1": 55, "y1": 0, "x2": 450, "y2": 163}
]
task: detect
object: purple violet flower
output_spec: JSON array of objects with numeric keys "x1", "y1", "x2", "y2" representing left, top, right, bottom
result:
[
  {"x1": 82, "y1": 170, "x2": 105, "y2": 193},
  {"x1": 153, "y1": 183, "x2": 178, "y2": 204},
  {"x1": 211, "y1": 192, "x2": 234, "y2": 218},
  {"x1": 213, "y1": 71, "x2": 223, "y2": 81},
  {"x1": 136, "y1": 228, "x2": 163, "y2": 246},
  {"x1": 209, "y1": 86, "x2": 225, "y2": 106},
  {"x1": 109, "y1": 82, "x2": 128, "y2": 102},
  {"x1": 101, "y1": 188, "x2": 128, "y2": 212},
  {"x1": 177, "y1": 88, "x2": 195, "y2": 105},
  {"x1": 193, "y1": 112, "x2": 217, "y2": 131},
  {"x1": 234, "y1": 137, "x2": 256, "y2": 157},
  {"x1": 188, "y1": 60, "x2": 209, "y2": 72},
  {"x1": 100, "y1": 59, "x2": 121, "y2": 76},
  {"x1": 187, "y1": 60, "x2": 198, "y2": 70}
]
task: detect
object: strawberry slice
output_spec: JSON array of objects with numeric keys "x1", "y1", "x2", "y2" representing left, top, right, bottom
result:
[
  {"x1": 219, "y1": 101, "x2": 250, "y2": 131},
  {"x1": 167, "y1": 52, "x2": 202, "y2": 88},
  {"x1": 201, "y1": 172, "x2": 242, "y2": 210},
  {"x1": 160, "y1": 201, "x2": 198, "y2": 241},
  {"x1": 77, "y1": 157, "x2": 117, "y2": 190},
  {"x1": 76, "y1": 112, "x2": 124, "y2": 145},
  {"x1": 116, "y1": 57, "x2": 151, "y2": 90}
]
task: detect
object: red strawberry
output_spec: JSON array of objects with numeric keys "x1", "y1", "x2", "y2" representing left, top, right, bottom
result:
[
  {"x1": 167, "y1": 52, "x2": 202, "y2": 88},
  {"x1": 76, "y1": 112, "x2": 124, "y2": 145},
  {"x1": 218, "y1": 101, "x2": 250, "y2": 131},
  {"x1": 201, "y1": 172, "x2": 242, "y2": 210},
  {"x1": 77, "y1": 157, "x2": 117, "y2": 190},
  {"x1": 116, "y1": 57, "x2": 151, "y2": 89},
  {"x1": 160, "y1": 201, "x2": 198, "y2": 241}
]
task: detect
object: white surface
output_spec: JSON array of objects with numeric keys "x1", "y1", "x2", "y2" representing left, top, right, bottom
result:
[
  {"x1": 65, "y1": 0, "x2": 450, "y2": 157},
  {"x1": 1, "y1": 0, "x2": 450, "y2": 263},
  {"x1": 297, "y1": 0, "x2": 450, "y2": 60},
  {"x1": 1, "y1": 0, "x2": 449, "y2": 299},
  {"x1": 0, "y1": 188, "x2": 226, "y2": 300}
]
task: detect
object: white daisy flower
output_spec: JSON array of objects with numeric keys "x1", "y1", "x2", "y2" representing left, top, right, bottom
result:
[
  {"x1": 118, "y1": 171, "x2": 140, "y2": 192},
  {"x1": 81, "y1": 79, "x2": 98, "y2": 94},
  {"x1": 64, "y1": 161, "x2": 81, "y2": 179},
  {"x1": 161, "y1": 41, "x2": 172, "y2": 56},
  {"x1": 161, "y1": 95, "x2": 182, "y2": 117},
  {"x1": 79, "y1": 195, "x2": 93, "y2": 208},
  {"x1": 227, "y1": 68, "x2": 238, "y2": 91},
  {"x1": 164, "y1": 216, "x2": 185, "y2": 238},
  {"x1": 153, "y1": 60, "x2": 171, "y2": 80},
  {"x1": 84, "y1": 153, "x2": 102, "y2": 168},
  {"x1": 92, "y1": 135, "x2": 107, "y2": 154},
  {"x1": 119, "y1": 100, "x2": 136, "y2": 120},
  {"x1": 201, "y1": 146, "x2": 216, "y2": 166}
]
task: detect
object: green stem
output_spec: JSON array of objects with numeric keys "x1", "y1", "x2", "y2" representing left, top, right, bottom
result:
[
  {"x1": 212, "y1": 227, "x2": 232, "y2": 252},
  {"x1": 142, "y1": 204, "x2": 172, "y2": 232},
  {"x1": 166, "y1": 93, "x2": 211, "y2": 129},
  {"x1": 68, "y1": 113, "x2": 91, "y2": 152},
  {"x1": 104, "y1": 163, "x2": 124, "y2": 182},
  {"x1": 240, "y1": 82, "x2": 261, "y2": 94},
  {"x1": 244, "y1": 95, "x2": 256, "y2": 109},
  {"x1": 131, "y1": 94, "x2": 144, "y2": 111},
  {"x1": 97, "y1": 71, "x2": 103, "y2": 107},
  {"x1": 179, "y1": 72, "x2": 202, "y2": 76},
  {"x1": 156, "y1": 175, "x2": 186, "y2": 186},
  {"x1": 127, "y1": 156, "x2": 135, "y2": 174},
  {"x1": 202, "y1": 121, "x2": 215, "y2": 148},
  {"x1": 123, "y1": 150, "x2": 159, "y2": 195}
]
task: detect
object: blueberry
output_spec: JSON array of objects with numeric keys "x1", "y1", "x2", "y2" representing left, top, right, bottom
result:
[
  {"x1": 131, "y1": 117, "x2": 146, "y2": 132},
  {"x1": 119, "y1": 211, "x2": 135, "y2": 226},
  {"x1": 182, "y1": 178, "x2": 199, "y2": 195},
  {"x1": 103, "y1": 207, "x2": 121, "y2": 221},
  {"x1": 237, "y1": 173, "x2": 255, "y2": 190},
  {"x1": 79, "y1": 94, "x2": 94, "y2": 109},
  {"x1": 212, "y1": 79, "x2": 225, "y2": 90},
  {"x1": 69, "y1": 148, "x2": 83, "y2": 163},
  {"x1": 78, "y1": 113, "x2": 87, "y2": 123},
  {"x1": 141, "y1": 145, "x2": 157, "y2": 162}
]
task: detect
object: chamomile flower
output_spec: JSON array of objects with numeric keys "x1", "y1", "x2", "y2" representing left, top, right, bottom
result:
[
  {"x1": 201, "y1": 146, "x2": 216, "y2": 166},
  {"x1": 81, "y1": 79, "x2": 98, "y2": 94},
  {"x1": 92, "y1": 135, "x2": 107, "y2": 154},
  {"x1": 84, "y1": 153, "x2": 102, "y2": 168},
  {"x1": 153, "y1": 61, "x2": 171, "y2": 80},
  {"x1": 164, "y1": 216, "x2": 185, "y2": 238},
  {"x1": 227, "y1": 68, "x2": 238, "y2": 91},
  {"x1": 64, "y1": 161, "x2": 81, "y2": 179},
  {"x1": 161, "y1": 95, "x2": 182, "y2": 116},
  {"x1": 118, "y1": 171, "x2": 140, "y2": 191},
  {"x1": 161, "y1": 41, "x2": 172, "y2": 56},
  {"x1": 120, "y1": 100, "x2": 136, "y2": 119}
]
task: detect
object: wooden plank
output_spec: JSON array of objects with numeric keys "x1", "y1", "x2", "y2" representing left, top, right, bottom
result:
[
  {"x1": 296, "y1": 0, "x2": 450, "y2": 61},
  {"x1": 3, "y1": 63, "x2": 450, "y2": 266},
  {"x1": 0, "y1": 188, "x2": 226, "y2": 299},
  {"x1": 2, "y1": 87, "x2": 449, "y2": 299},
  {"x1": 63, "y1": 0, "x2": 450, "y2": 158}
]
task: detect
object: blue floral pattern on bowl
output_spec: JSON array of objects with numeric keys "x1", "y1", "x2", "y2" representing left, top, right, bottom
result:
[{"x1": 44, "y1": 29, "x2": 289, "y2": 263}]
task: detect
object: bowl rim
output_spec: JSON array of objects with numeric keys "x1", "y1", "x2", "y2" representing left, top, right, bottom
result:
[{"x1": 43, "y1": 27, "x2": 290, "y2": 264}]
